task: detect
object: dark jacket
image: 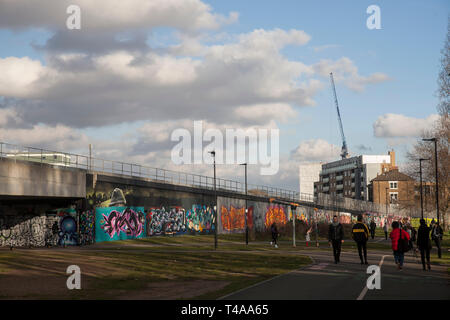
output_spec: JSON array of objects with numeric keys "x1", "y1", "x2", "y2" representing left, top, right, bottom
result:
[
  {"x1": 431, "y1": 224, "x2": 443, "y2": 240},
  {"x1": 271, "y1": 225, "x2": 278, "y2": 235},
  {"x1": 417, "y1": 225, "x2": 431, "y2": 249},
  {"x1": 370, "y1": 221, "x2": 376, "y2": 231},
  {"x1": 352, "y1": 222, "x2": 369, "y2": 242},
  {"x1": 328, "y1": 223, "x2": 344, "y2": 241}
]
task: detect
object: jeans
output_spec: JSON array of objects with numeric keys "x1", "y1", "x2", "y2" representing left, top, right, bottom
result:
[
  {"x1": 356, "y1": 241, "x2": 367, "y2": 263},
  {"x1": 394, "y1": 251, "x2": 404, "y2": 266},
  {"x1": 332, "y1": 240, "x2": 342, "y2": 262},
  {"x1": 433, "y1": 238, "x2": 442, "y2": 259},
  {"x1": 384, "y1": 231, "x2": 388, "y2": 240},
  {"x1": 419, "y1": 246, "x2": 430, "y2": 268}
]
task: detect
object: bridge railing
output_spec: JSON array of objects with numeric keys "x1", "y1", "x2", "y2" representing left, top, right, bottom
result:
[
  {"x1": 0, "y1": 141, "x2": 409, "y2": 215},
  {"x1": 0, "y1": 141, "x2": 311, "y2": 203}
]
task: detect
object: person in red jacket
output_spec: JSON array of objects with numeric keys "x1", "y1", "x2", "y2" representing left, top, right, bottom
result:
[{"x1": 390, "y1": 221, "x2": 410, "y2": 270}]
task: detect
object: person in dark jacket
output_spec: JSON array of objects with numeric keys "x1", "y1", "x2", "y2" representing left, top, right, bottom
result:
[
  {"x1": 369, "y1": 220, "x2": 377, "y2": 239},
  {"x1": 430, "y1": 221, "x2": 443, "y2": 259},
  {"x1": 390, "y1": 221, "x2": 410, "y2": 270},
  {"x1": 417, "y1": 219, "x2": 432, "y2": 271},
  {"x1": 270, "y1": 223, "x2": 279, "y2": 248},
  {"x1": 352, "y1": 214, "x2": 369, "y2": 265},
  {"x1": 328, "y1": 215, "x2": 344, "y2": 264}
]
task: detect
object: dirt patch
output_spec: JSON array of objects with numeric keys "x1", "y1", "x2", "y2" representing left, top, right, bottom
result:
[{"x1": 118, "y1": 279, "x2": 230, "y2": 300}]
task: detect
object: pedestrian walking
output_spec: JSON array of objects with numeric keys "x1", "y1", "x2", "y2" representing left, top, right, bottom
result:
[
  {"x1": 430, "y1": 221, "x2": 443, "y2": 259},
  {"x1": 369, "y1": 219, "x2": 376, "y2": 240},
  {"x1": 270, "y1": 223, "x2": 279, "y2": 248},
  {"x1": 305, "y1": 226, "x2": 312, "y2": 247},
  {"x1": 383, "y1": 220, "x2": 388, "y2": 240},
  {"x1": 417, "y1": 219, "x2": 432, "y2": 271},
  {"x1": 328, "y1": 215, "x2": 344, "y2": 264},
  {"x1": 390, "y1": 221, "x2": 410, "y2": 270},
  {"x1": 352, "y1": 215, "x2": 369, "y2": 265}
]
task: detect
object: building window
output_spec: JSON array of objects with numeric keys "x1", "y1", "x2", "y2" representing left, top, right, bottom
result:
[
  {"x1": 389, "y1": 181, "x2": 398, "y2": 189},
  {"x1": 390, "y1": 192, "x2": 398, "y2": 202}
]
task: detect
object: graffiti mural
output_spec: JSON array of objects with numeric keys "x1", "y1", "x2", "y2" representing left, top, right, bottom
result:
[
  {"x1": 264, "y1": 205, "x2": 288, "y2": 229},
  {"x1": 80, "y1": 210, "x2": 95, "y2": 245},
  {"x1": 95, "y1": 207, "x2": 145, "y2": 242},
  {"x1": 221, "y1": 206, "x2": 253, "y2": 232},
  {"x1": 186, "y1": 205, "x2": 215, "y2": 234},
  {"x1": 339, "y1": 213, "x2": 352, "y2": 224},
  {"x1": 56, "y1": 209, "x2": 78, "y2": 246},
  {"x1": 0, "y1": 215, "x2": 58, "y2": 247},
  {"x1": 146, "y1": 207, "x2": 186, "y2": 236}
]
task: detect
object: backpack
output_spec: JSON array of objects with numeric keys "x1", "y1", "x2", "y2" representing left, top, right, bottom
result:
[{"x1": 397, "y1": 228, "x2": 410, "y2": 253}]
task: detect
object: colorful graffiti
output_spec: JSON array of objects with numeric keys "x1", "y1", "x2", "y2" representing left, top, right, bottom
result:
[
  {"x1": 56, "y1": 209, "x2": 78, "y2": 246},
  {"x1": 96, "y1": 207, "x2": 145, "y2": 242},
  {"x1": 186, "y1": 205, "x2": 215, "y2": 234},
  {"x1": 339, "y1": 213, "x2": 352, "y2": 224},
  {"x1": 79, "y1": 210, "x2": 95, "y2": 245},
  {"x1": 264, "y1": 205, "x2": 288, "y2": 229},
  {"x1": 146, "y1": 207, "x2": 186, "y2": 236},
  {"x1": 221, "y1": 206, "x2": 254, "y2": 231}
]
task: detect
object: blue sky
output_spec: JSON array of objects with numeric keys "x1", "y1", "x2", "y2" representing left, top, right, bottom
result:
[{"x1": 0, "y1": 0, "x2": 448, "y2": 190}]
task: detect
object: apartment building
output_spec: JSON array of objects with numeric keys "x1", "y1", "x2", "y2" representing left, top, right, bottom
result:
[{"x1": 314, "y1": 151, "x2": 396, "y2": 200}]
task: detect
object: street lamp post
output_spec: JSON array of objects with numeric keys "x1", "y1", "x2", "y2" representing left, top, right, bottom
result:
[
  {"x1": 419, "y1": 158, "x2": 431, "y2": 219},
  {"x1": 240, "y1": 163, "x2": 248, "y2": 245},
  {"x1": 422, "y1": 138, "x2": 439, "y2": 224},
  {"x1": 209, "y1": 151, "x2": 217, "y2": 250},
  {"x1": 385, "y1": 187, "x2": 389, "y2": 216}
]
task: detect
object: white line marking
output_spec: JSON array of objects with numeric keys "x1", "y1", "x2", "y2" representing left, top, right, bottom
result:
[{"x1": 357, "y1": 255, "x2": 389, "y2": 300}]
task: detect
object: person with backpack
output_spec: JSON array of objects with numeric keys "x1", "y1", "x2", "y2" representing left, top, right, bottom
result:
[
  {"x1": 369, "y1": 219, "x2": 376, "y2": 240},
  {"x1": 270, "y1": 223, "x2": 279, "y2": 248},
  {"x1": 430, "y1": 221, "x2": 443, "y2": 259},
  {"x1": 390, "y1": 221, "x2": 410, "y2": 270},
  {"x1": 352, "y1": 214, "x2": 369, "y2": 265},
  {"x1": 328, "y1": 215, "x2": 344, "y2": 264},
  {"x1": 417, "y1": 219, "x2": 432, "y2": 271}
]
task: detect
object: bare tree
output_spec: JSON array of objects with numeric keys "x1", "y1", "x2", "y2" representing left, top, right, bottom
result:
[{"x1": 437, "y1": 17, "x2": 450, "y2": 116}]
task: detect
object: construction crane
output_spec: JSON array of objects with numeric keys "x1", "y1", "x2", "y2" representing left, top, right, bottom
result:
[{"x1": 330, "y1": 72, "x2": 349, "y2": 159}]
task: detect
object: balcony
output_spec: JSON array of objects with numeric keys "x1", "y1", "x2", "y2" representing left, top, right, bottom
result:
[
  {"x1": 336, "y1": 175, "x2": 343, "y2": 181},
  {"x1": 336, "y1": 185, "x2": 343, "y2": 190},
  {"x1": 323, "y1": 186, "x2": 329, "y2": 192},
  {"x1": 322, "y1": 177, "x2": 329, "y2": 183}
]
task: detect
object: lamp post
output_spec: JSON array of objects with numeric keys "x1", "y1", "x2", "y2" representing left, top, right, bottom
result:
[
  {"x1": 240, "y1": 163, "x2": 248, "y2": 245},
  {"x1": 385, "y1": 187, "x2": 389, "y2": 216},
  {"x1": 208, "y1": 151, "x2": 217, "y2": 250},
  {"x1": 419, "y1": 158, "x2": 431, "y2": 219},
  {"x1": 422, "y1": 138, "x2": 439, "y2": 224}
]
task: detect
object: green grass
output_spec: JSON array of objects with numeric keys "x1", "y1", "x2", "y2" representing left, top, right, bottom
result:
[{"x1": 0, "y1": 237, "x2": 311, "y2": 300}]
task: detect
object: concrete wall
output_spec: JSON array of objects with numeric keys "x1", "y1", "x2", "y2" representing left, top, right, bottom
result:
[{"x1": 0, "y1": 158, "x2": 86, "y2": 198}]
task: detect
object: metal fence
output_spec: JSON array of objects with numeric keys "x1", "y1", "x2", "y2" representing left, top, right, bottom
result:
[
  {"x1": 0, "y1": 141, "x2": 313, "y2": 202},
  {"x1": 0, "y1": 141, "x2": 412, "y2": 215}
]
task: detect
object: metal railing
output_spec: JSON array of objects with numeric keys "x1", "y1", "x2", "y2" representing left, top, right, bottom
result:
[
  {"x1": 0, "y1": 141, "x2": 408, "y2": 215},
  {"x1": 0, "y1": 141, "x2": 312, "y2": 203}
]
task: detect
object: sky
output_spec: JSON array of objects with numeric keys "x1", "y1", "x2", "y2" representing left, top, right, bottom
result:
[{"x1": 0, "y1": 0, "x2": 448, "y2": 191}]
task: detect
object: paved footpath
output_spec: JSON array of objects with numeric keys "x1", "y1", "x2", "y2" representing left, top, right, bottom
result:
[{"x1": 219, "y1": 248, "x2": 450, "y2": 300}]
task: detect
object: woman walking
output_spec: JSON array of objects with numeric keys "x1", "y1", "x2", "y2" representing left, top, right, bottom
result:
[{"x1": 390, "y1": 221, "x2": 410, "y2": 270}]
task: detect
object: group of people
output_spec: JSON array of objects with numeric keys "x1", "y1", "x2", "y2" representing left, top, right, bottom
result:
[{"x1": 328, "y1": 215, "x2": 444, "y2": 270}]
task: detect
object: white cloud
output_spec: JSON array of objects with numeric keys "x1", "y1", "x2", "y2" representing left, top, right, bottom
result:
[
  {"x1": 313, "y1": 57, "x2": 390, "y2": 92},
  {"x1": 0, "y1": 0, "x2": 238, "y2": 32},
  {"x1": 290, "y1": 139, "x2": 341, "y2": 162},
  {"x1": 373, "y1": 113, "x2": 440, "y2": 138}
]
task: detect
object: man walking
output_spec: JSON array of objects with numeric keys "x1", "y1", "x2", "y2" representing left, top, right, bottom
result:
[
  {"x1": 328, "y1": 215, "x2": 344, "y2": 264},
  {"x1": 383, "y1": 220, "x2": 389, "y2": 240},
  {"x1": 369, "y1": 219, "x2": 377, "y2": 240},
  {"x1": 270, "y1": 223, "x2": 279, "y2": 248},
  {"x1": 352, "y1": 215, "x2": 369, "y2": 265},
  {"x1": 417, "y1": 219, "x2": 432, "y2": 271},
  {"x1": 431, "y1": 221, "x2": 443, "y2": 259}
]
